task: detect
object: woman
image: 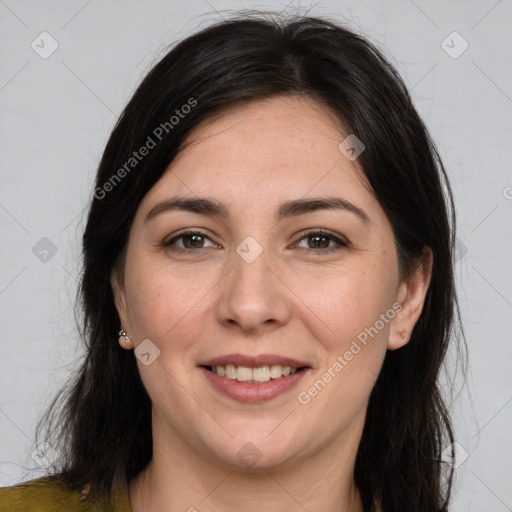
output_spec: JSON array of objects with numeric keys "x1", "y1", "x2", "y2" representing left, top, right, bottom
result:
[{"x1": 0, "y1": 11, "x2": 463, "y2": 512}]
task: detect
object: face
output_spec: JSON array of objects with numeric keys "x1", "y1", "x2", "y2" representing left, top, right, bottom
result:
[{"x1": 112, "y1": 95, "x2": 430, "y2": 472}]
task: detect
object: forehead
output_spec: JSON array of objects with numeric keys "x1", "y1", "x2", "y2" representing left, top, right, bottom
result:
[{"x1": 140, "y1": 95, "x2": 378, "y2": 220}]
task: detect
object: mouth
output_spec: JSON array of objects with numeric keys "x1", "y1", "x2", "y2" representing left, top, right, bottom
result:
[
  {"x1": 198, "y1": 355, "x2": 311, "y2": 403},
  {"x1": 202, "y1": 364, "x2": 306, "y2": 383}
]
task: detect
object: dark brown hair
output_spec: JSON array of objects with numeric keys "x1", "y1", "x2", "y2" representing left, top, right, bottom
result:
[{"x1": 32, "y1": 11, "x2": 464, "y2": 511}]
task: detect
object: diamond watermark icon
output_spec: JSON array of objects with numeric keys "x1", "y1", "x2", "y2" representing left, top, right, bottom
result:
[
  {"x1": 31, "y1": 31, "x2": 59, "y2": 59},
  {"x1": 236, "y1": 236, "x2": 263, "y2": 264},
  {"x1": 31, "y1": 441, "x2": 58, "y2": 469},
  {"x1": 135, "y1": 339, "x2": 161, "y2": 366},
  {"x1": 338, "y1": 134, "x2": 365, "y2": 161},
  {"x1": 32, "y1": 237, "x2": 58, "y2": 263},
  {"x1": 454, "y1": 238, "x2": 468, "y2": 262},
  {"x1": 237, "y1": 442, "x2": 263, "y2": 467},
  {"x1": 441, "y1": 31, "x2": 468, "y2": 59},
  {"x1": 441, "y1": 441, "x2": 469, "y2": 469}
]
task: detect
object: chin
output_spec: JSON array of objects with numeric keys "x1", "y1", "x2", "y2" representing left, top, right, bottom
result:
[{"x1": 201, "y1": 431, "x2": 305, "y2": 472}]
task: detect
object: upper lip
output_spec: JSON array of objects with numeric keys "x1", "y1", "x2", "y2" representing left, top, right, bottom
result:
[{"x1": 200, "y1": 354, "x2": 310, "y2": 368}]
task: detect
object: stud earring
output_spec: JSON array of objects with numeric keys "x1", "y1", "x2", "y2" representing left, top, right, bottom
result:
[
  {"x1": 399, "y1": 329, "x2": 407, "y2": 341},
  {"x1": 118, "y1": 329, "x2": 131, "y2": 345}
]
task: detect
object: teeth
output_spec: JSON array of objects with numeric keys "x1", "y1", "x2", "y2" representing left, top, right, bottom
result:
[
  {"x1": 269, "y1": 365, "x2": 282, "y2": 378},
  {"x1": 236, "y1": 366, "x2": 253, "y2": 382},
  {"x1": 210, "y1": 364, "x2": 302, "y2": 382},
  {"x1": 225, "y1": 364, "x2": 237, "y2": 380},
  {"x1": 253, "y1": 366, "x2": 270, "y2": 382}
]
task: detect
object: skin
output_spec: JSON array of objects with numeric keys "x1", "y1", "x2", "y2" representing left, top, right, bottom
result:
[{"x1": 112, "y1": 95, "x2": 432, "y2": 512}]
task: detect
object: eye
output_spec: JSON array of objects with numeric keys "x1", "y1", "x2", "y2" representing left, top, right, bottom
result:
[
  {"x1": 294, "y1": 229, "x2": 348, "y2": 254},
  {"x1": 162, "y1": 229, "x2": 347, "y2": 254},
  {"x1": 163, "y1": 230, "x2": 219, "y2": 250}
]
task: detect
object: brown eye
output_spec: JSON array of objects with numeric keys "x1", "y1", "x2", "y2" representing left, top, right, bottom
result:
[
  {"x1": 307, "y1": 234, "x2": 330, "y2": 249},
  {"x1": 163, "y1": 230, "x2": 217, "y2": 250},
  {"x1": 181, "y1": 233, "x2": 205, "y2": 248},
  {"x1": 296, "y1": 230, "x2": 348, "y2": 254}
]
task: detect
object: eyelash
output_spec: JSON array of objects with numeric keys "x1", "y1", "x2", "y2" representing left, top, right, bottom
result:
[{"x1": 162, "y1": 228, "x2": 348, "y2": 255}]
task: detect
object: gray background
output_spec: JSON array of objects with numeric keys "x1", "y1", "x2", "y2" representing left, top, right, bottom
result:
[{"x1": 1, "y1": 1, "x2": 511, "y2": 510}]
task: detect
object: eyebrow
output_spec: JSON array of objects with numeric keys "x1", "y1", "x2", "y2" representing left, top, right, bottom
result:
[{"x1": 145, "y1": 196, "x2": 370, "y2": 224}]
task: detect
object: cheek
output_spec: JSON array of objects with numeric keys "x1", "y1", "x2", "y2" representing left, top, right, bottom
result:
[
  {"x1": 300, "y1": 262, "x2": 397, "y2": 350},
  {"x1": 295, "y1": 271, "x2": 394, "y2": 418},
  {"x1": 123, "y1": 256, "x2": 219, "y2": 349}
]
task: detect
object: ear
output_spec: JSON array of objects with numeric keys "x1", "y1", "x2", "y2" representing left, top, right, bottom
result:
[
  {"x1": 110, "y1": 269, "x2": 132, "y2": 350},
  {"x1": 388, "y1": 247, "x2": 433, "y2": 350}
]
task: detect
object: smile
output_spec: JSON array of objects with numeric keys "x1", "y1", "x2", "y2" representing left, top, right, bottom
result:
[
  {"x1": 199, "y1": 354, "x2": 310, "y2": 403},
  {"x1": 205, "y1": 364, "x2": 300, "y2": 383}
]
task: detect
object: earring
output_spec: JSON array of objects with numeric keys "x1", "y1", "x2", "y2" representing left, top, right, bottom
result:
[
  {"x1": 399, "y1": 329, "x2": 407, "y2": 341},
  {"x1": 118, "y1": 329, "x2": 131, "y2": 345}
]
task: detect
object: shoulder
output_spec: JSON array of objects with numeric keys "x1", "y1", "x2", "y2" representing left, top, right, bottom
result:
[
  {"x1": 0, "y1": 476, "x2": 81, "y2": 511},
  {"x1": 0, "y1": 476, "x2": 114, "y2": 511}
]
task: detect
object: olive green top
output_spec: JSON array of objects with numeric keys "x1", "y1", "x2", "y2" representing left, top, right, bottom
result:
[
  {"x1": 0, "y1": 473, "x2": 131, "y2": 511},
  {"x1": 0, "y1": 474, "x2": 382, "y2": 511}
]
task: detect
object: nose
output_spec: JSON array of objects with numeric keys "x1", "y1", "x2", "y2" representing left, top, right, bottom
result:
[{"x1": 215, "y1": 242, "x2": 292, "y2": 333}]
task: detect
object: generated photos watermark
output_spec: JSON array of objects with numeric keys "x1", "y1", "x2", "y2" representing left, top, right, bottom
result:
[
  {"x1": 297, "y1": 302, "x2": 402, "y2": 404},
  {"x1": 94, "y1": 97, "x2": 197, "y2": 200}
]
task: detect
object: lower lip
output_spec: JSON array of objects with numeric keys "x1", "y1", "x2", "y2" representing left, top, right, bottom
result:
[{"x1": 200, "y1": 367, "x2": 309, "y2": 403}]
